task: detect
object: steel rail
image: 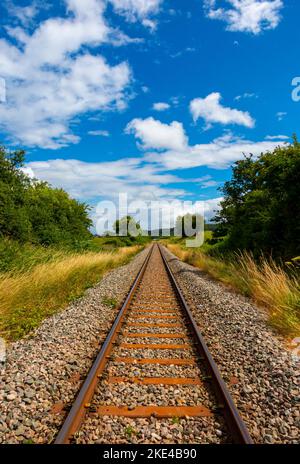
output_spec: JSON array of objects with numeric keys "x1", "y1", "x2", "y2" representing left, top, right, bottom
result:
[
  {"x1": 55, "y1": 244, "x2": 154, "y2": 444},
  {"x1": 158, "y1": 244, "x2": 253, "y2": 444},
  {"x1": 55, "y1": 242, "x2": 253, "y2": 444}
]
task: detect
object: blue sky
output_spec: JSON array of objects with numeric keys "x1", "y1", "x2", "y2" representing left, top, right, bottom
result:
[{"x1": 0, "y1": 0, "x2": 299, "y2": 225}]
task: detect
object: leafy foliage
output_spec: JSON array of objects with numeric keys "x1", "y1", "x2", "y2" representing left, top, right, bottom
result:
[
  {"x1": 214, "y1": 137, "x2": 300, "y2": 259},
  {"x1": 113, "y1": 215, "x2": 141, "y2": 236},
  {"x1": 175, "y1": 213, "x2": 204, "y2": 237},
  {"x1": 0, "y1": 146, "x2": 92, "y2": 246}
]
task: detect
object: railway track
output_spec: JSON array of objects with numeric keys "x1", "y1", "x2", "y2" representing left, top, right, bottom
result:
[{"x1": 55, "y1": 244, "x2": 253, "y2": 444}]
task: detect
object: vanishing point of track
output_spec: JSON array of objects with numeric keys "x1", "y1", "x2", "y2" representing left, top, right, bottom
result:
[{"x1": 55, "y1": 244, "x2": 253, "y2": 444}]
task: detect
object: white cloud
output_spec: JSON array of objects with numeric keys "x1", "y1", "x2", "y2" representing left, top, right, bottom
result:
[
  {"x1": 204, "y1": 0, "x2": 283, "y2": 34},
  {"x1": 152, "y1": 102, "x2": 170, "y2": 111},
  {"x1": 202, "y1": 197, "x2": 223, "y2": 220},
  {"x1": 170, "y1": 47, "x2": 197, "y2": 59},
  {"x1": 145, "y1": 132, "x2": 286, "y2": 170},
  {"x1": 24, "y1": 157, "x2": 223, "y2": 229},
  {"x1": 88, "y1": 130, "x2": 110, "y2": 136},
  {"x1": 125, "y1": 117, "x2": 188, "y2": 151},
  {"x1": 25, "y1": 157, "x2": 184, "y2": 202},
  {"x1": 276, "y1": 111, "x2": 287, "y2": 121},
  {"x1": 190, "y1": 92, "x2": 255, "y2": 129},
  {"x1": 20, "y1": 166, "x2": 35, "y2": 179},
  {"x1": 235, "y1": 92, "x2": 258, "y2": 100},
  {"x1": 7, "y1": 2, "x2": 41, "y2": 26},
  {"x1": 200, "y1": 180, "x2": 218, "y2": 188},
  {"x1": 149, "y1": 196, "x2": 223, "y2": 229},
  {"x1": 265, "y1": 134, "x2": 289, "y2": 140},
  {"x1": 109, "y1": 0, "x2": 163, "y2": 29},
  {"x1": 24, "y1": 0, "x2": 109, "y2": 67},
  {"x1": 22, "y1": 122, "x2": 286, "y2": 228},
  {"x1": 0, "y1": 0, "x2": 133, "y2": 149},
  {"x1": 125, "y1": 118, "x2": 283, "y2": 171}
]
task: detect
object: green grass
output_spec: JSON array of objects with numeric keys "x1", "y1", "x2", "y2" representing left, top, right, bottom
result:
[
  {"x1": 90, "y1": 235, "x2": 151, "y2": 251},
  {"x1": 0, "y1": 239, "x2": 70, "y2": 274},
  {"x1": 0, "y1": 235, "x2": 151, "y2": 273},
  {"x1": 102, "y1": 296, "x2": 118, "y2": 308},
  {"x1": 171, "y1": 417, "x2": 180, "y2": 424},
  {"x1": 124, "y1": 426, "x2": 136, "y2": 438}
]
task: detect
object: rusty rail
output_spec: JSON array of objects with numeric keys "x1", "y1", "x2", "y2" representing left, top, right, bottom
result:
[
  {"x1": 55, "y1": 243, "x2": 253, "y2": 444},
  {"x1": 158, "y1": 244, "x2": 253, "y2": 444},
  {"x1": 54, "y1": 245, "x2": 154, "y2": 444}
]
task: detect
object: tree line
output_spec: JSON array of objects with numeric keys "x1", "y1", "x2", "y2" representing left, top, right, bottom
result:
[
  {"x1": 214, "y1": 137, "x2": 300, "y2": 259},
  {"x1": 0, "y1": 146, "x2": 92, "y2": 246},
  {"x1": 1, "y1": 139, "x2": 299, "y2": 259}
]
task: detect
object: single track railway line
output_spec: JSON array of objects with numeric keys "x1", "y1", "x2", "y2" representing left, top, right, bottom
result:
[{"x1": 55, "y1": 244, "x2": 253, "y2": 444}]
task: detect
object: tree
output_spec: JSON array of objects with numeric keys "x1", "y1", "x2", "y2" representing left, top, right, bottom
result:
[
  {"x1": 0, "y1": 146, "x2": 32, "y2": 241},
  {"x1": 175, "y1": 213, "x2": 204, "y2": 237},
  {"x1": 0, "y1": 145, "x2": 92, "y2": 246},
  {"x1": 26, "y1": 183, "x2": 92, "y2": 245},
  {"x1": 214, "y1": 137, "x2": 300, "y2": 258},
  {"x1": 113, "y1": 216, "x2": 141, "y2": 237}
]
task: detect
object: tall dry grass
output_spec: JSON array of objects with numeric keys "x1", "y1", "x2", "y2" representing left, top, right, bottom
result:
[
  {"x1": 238, "y1": 253, "x2": 300, "y2": 335},
  {"x1": 0, "y1": 246, "x2": 141, "y2": 341},
  {"x1": 167, "y1": 244, "x2": 300, "y2": 337}
]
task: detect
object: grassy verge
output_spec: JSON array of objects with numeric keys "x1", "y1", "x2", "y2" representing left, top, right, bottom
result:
[
  {"x1": 0, "y1": 239, "x2": 72, "y2": 274},
  {"x1": 0, "y1": 245, "x2": 142, "y2": 341},
  {"x1": 0, "y1": 235, "x2": 151, "y2": 274},
  {"x1": 166, "y1": 243, "x2": 300, "y2": 337}
]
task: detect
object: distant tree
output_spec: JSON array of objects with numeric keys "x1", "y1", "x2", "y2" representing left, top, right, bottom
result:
[
  {"x1": 175, "y1": 213, "x2": 204, "y2": 237},
  {"x1": 113, "y1": 216, "x2": 141, "y2": 236},
  {"x1": 214, "y1": 137, "x2": 300, "y2": 258}
]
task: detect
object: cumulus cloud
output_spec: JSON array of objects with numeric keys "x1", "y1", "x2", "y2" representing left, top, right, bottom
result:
[
  {"x1": 24, "y1": 157, "x2": 223, "y2": 229},
  {"x1": 149, "y1": 196, "x2": 223, "y2": 229},
  {"x1": 190, "y1": 92, "x2": 255, "y2": 129},
  {"x1": 152, "y1": 102, "x2": 170, "y2": 111},
  {"x1": 0, "y1": 0, "x2": 134, "y2": 149},
  {"x1": 25, "y1": 157, "x2": 184, "y2": 202},
  {"x1": 200, "y1": 180, "x2": 218, "y2": 188},
  {"x1": 204, "y1": 0, "x2": 283, "y2": 35},
  {"x1": 201, "y1": 197, "x2": 223, "y2": 220},
  {"x1": 125, "y1": 117, "x2": 284, "y2": 171},
  {"x1": 23, "y1": 120, "x2": 286, "y2": 227},
  {"x1": 145, "y1": 132, "x2": 286, "y2": 170},
  {"x1": 109, "y1": 0, "x2": 163, "y2": 29},
  {"x1": 6, "y1": 1, "x2": 42, "y2": 26},
  {"x1": 125, "y1": 117, "x2": 188, "y2": 151}
]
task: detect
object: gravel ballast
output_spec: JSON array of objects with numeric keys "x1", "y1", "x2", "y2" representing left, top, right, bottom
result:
[
  {"x1": 162, "y1": 247, "x2": 300, "y2": 444},
  {"x1": 0, "y1": 245, "x2": 299, "y2": 445},
  {"x1": 0, "y1": 249, "x2": 148, "y2": 444},
  {"x1": 75, "y1": 245, "x2": 228, "y2": 445}
]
